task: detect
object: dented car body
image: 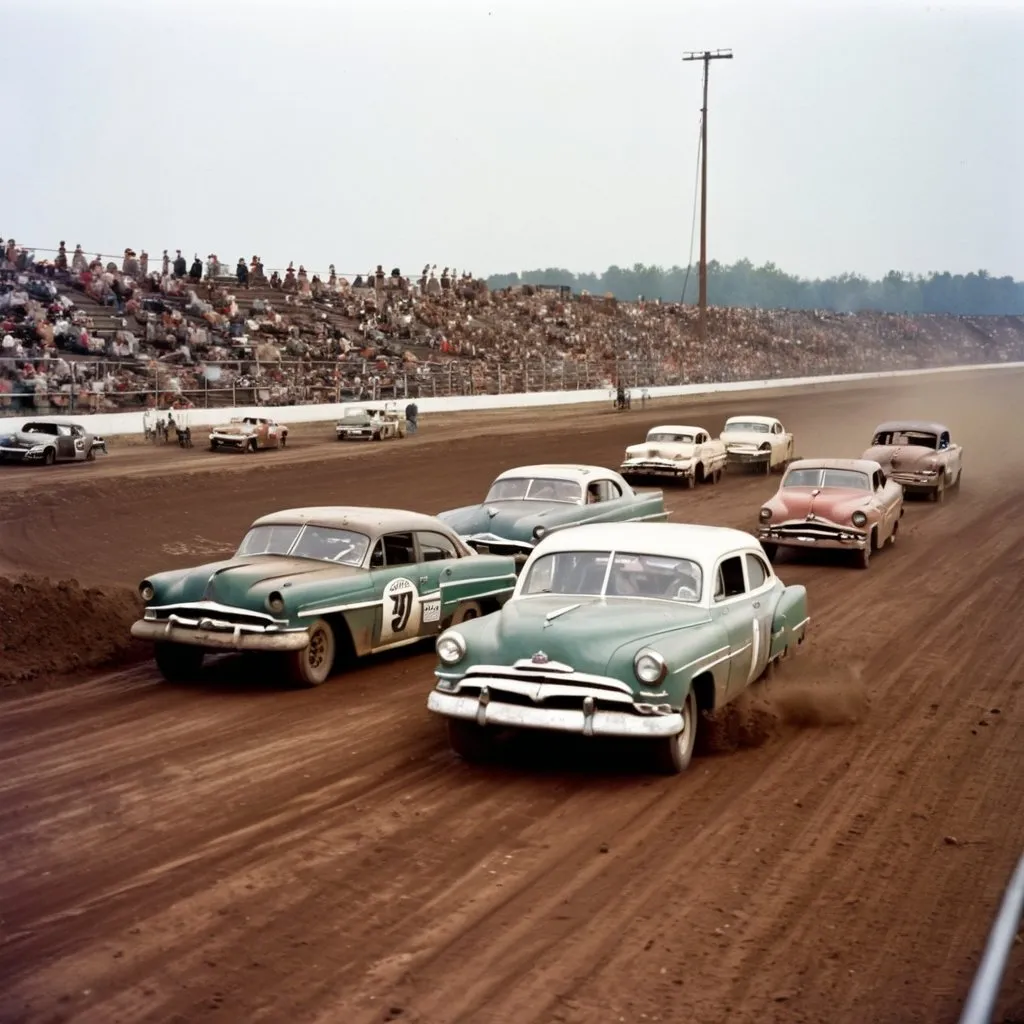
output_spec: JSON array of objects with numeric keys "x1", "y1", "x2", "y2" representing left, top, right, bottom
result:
[
  {"x1": 620, "y1": 424, "x2": 727, "y2": 487},
  {"x1": 209, "y1": 416, "x2": 288, "y2": 452}
]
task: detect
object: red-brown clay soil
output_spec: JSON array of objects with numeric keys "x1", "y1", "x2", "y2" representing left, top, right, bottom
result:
[{"x1": 0, "y1": 369, "x2": 1022, "y2": 1024}]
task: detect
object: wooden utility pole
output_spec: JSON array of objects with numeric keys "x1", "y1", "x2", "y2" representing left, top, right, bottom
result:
[{"x1": 682, "y1": 48, "x2": 733, "y2": 344}]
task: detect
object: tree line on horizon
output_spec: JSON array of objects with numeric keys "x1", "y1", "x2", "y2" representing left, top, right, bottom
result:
[{"x1": 484, "y1": 261, "x2": 1024, "y2": 317}]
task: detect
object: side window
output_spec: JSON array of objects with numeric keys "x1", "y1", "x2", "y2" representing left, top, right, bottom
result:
[
  {"x1": 745, "y1": 553, "x2": 770, "y2": 590},
  {"x1": 587, "y1": 480, "x2": 621, "y2": 503},
  {"x1": 773, "y1": 422, "x2": 782, "y2": 434},
  {"x1": 417, "y1": 531, "x2": 458, "y2": 562},
  {"x1": 369, "y1": 540, "x2": 385, "y2": 568},
  {"x1": 604, "y1": 480, "x2": 622, "y2": 500},
  {"x1": 382, "y1": 532, "x2": 416, "y2": 567},
  {"x1": 715, "y1": 556, "x2": 746, "y2": 601}
]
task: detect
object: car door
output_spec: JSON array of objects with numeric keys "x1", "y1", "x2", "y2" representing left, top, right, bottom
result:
[
  {"x1": 413, "y1": 530, "x2": 459, "y2": 634},
  {"x1": 55, "y1": 425, "x2": 77, "y2": 460},
  {"x1": 709, "y1": 555, "x2": 756, "y2": 700},
  {"x1": 938, "y1": 430, "x2": 961, "y2": 483},
  {"x1": 743, "y1": 552, "x2": 776, "y2": 682},
  {"x1": 370, "y1": 532, "x2": 425, "y2": 648},
  {"x1": 770, "y1": 421, "x2": 789, "y2": 467},
  {"x1": 872, "y1": 469, "x2": 898, "y2": 539}
]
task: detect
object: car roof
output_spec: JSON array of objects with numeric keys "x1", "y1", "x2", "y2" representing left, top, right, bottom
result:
[
  {"x1": 494, "y1": 464, "x2": 617, "y2": 482},
  {"x1": 786, "y1": 458, "x2": 882, "y2": 475},
  {"x1": 532, "y1": 521, "x2": 759, "y2": 567},
  {"x1": 646, "y1": 425, "x2": 708, "y2": 435},
  {"x1": 872, "y1": 420, "x2": 948, "y2": 435},
  {"x1": 723, "y1": 414, "x2": 778, "y2": 426},
  {"x1": 251, "y1": 506, "x2": 452, "y2": 535}
]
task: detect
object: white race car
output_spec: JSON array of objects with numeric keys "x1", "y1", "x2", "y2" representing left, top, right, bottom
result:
[
  {"x1": 620, "y1": 425, "x2": 727, "y2": 487},
  {"x1": 719, "y1": 415, "x2": 794, "y2": 474}
]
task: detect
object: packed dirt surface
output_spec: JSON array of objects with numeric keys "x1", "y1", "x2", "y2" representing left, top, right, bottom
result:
[{"x1": 0, "y1": 369, "x2": 1021, "y2": 1024}]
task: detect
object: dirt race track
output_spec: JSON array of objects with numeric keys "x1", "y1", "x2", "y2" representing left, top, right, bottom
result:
[{"x1": 0, "y1": 370, "x2": 1022, "y2": 1024}]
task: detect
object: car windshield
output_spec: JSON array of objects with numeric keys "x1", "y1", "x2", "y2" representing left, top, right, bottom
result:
[
  {"x1": 725, "y1": 420, "x2": 771, "y2": 433},
  {"x1": 784, "y1": 469, "x2": 871, "y2": 490},
  {"x1": 872, "y1": 430, "x2": 938, "y2": 449},
  {"x1": 484, "y1": 477, "x2": 583, "y2": 504},
  {"x1": 236, "y1": 524, "x2": 371, "y2": 566},
  {"x1": 647, "y1": 431, "x2": 694, "y2": 443},
  {"x1": 521, "y1": 550, "x2": 703, "y2": 603},
  {"x1": 342, "y1": 410, "x2": 370, "y2": 423}
]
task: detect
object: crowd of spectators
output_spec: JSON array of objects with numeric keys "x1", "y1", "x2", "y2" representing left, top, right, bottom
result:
[{"x1": 3, "y1": 236, "x2": 1024, "y2": 417}]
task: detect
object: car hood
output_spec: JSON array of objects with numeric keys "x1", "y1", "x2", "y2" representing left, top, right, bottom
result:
[
  {"x1": 625, "y1": 441, "x2": 696, "y2": 460},
  {"x1": 149, "y1": 556, "x2": 368, "y2": 608},
  {"x1": 766, "y1": 486, "x2": 872, "y2": 523},
  {"x1": 862, "y1": 443, "x2": 936, "y2": 471},
  {"x1": 465, "y1": 594, "x2": 710, "y2": 674},
  {"x1": 212, "y1": 423, "x2": 252, "y2": 435},
  {"x1": 438, "y1": 500, "x2": 583, "y2": 541}
]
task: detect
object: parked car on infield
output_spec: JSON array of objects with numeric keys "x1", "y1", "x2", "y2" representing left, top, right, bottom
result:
[
  {"x1": 757, "y1": 458, "x2": 903, "y2": 569},
  {"x1": 620, "y1": 425, "x2": 727, "y2": 487},
  {"x1": 335, "y1": 405, "x2": 406, "y2": 442},
  {"x1": 0, "y1": 419, "x2": 107, "y2": 465},
  {"x1": 131, "y1": 506, "x2": 518, "y2": 687},
  {"x1": 719, "y1": 415, "x2": 794, "y2": 474},
  {"x1": 426, "y1": 521, "x2": 809, "y2": 774},
  {"x1": 861, "y1": 420, "x2": 962, "y2": 502},
  {"x1": 437, "y1": 464, "x2": 669, "y2": 569},
  {"x1": 209, "y1": 415, "x2": 288, "y2": 452}
]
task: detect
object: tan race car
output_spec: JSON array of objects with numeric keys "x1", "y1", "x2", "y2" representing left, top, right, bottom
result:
[{"x1": 209, "y1": 416, "x2": 288, "y2": 453}]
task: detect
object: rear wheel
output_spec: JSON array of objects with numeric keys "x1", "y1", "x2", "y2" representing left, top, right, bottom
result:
[
  {"x1": 447, "y1": 719, "x2": 493, "y2": 763},
  {"x1": 154, "y1": 643, "x2": 204, "y2": 682},
  {"x1": 652, "y1": 687, "x2": 698, "y2": 775},
  {"x1": 285, "y1": 618, "x2": 336, "y2": 687}
]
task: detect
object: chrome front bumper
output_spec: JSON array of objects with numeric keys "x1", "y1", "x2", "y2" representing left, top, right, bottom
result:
[
  {"x1": 427, "y1": 685, "x2": 684, "y2": 738},
  {"x1": 209, "y1": 433, "x2": 248, "y2": 446},
  {"x1": 620, "y1": 460, "x2": 691, "y2": 477},
  {"x1": 130, "y1": 619, "x2": 310, "y2": 652},
  {"x1": 759, "y1": 525, "x2": 867, "y2": 550},
  {"x1": 726, "y1": 449, "x2": 768, "y2": 464}
]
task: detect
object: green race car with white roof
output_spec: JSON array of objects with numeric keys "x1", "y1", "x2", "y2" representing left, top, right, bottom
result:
[
  {"x1": 427, "y1": 520, "x2": 810, "y2": 774},
  {"x1": 131, "y1": 506, "x2": 517, "y2": 687}
]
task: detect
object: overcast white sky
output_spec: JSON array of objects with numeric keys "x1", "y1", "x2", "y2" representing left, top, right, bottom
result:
[{"x1": 5, "y1": 0, "x2": 1022, "y2": 281}]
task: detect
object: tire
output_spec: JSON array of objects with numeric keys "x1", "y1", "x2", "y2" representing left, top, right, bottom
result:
[
  {"x1": 154, "y1": 642, "x2": 204, "y2": 682},
  {"x1": 86, "y1": 447, "x2": 96, "y2": 462},
  {"x1": 451, "y1": 601, "x2": 483, "y2": 626},
  {"x1": 684, "y1": 474, "x2": 695, "y2": 490},
  {"x1": 447, "y1": 718, "x2": 493, "y2": 763},
  {"x1": 43, "y1": 447, "x2": 56, "y2": 466},
  {"x1": 247, "y1": 438, "x2": 258, "y2": 453},
  {"x1": 856, "y1": 533, "x2": 874, "y2": 570},
  {"x1": 761, "y1": 542, "x2": 778, "y2": 563},
  {"x1": 285, "y1": 618, "x2": 336, "y2": 687},
  {"x1": 210, "y1": 441, "x2": 219, "y2": 451},
  {"x1": 652, "y1": 687, "x2": 698, "y2": 775},
  {"x1": 930, "y1": 477, "x2": 945, "y2": 503},
  {"x1": 280, "y1": 434, "x2": 287, "y2": 448},
  {"x1": 953, "y1": 469, "x2": 961, "y2": 490}
]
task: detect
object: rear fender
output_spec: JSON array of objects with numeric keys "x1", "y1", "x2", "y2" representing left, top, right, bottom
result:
[{"x1": 770, "y1": 584, "x2": 809, "y2": 659}]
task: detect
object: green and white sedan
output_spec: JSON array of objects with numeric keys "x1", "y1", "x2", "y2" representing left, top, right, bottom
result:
[
  {"x1": 427, "y1": 521, "x2": 810, "y2": 773},
  {"x1": 132, "y1": 506, "x2": 518, "y2": 687}
]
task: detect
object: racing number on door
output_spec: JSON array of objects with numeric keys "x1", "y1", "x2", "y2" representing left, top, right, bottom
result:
[
  {"x1": 380, "y1": 577, "x2": 422, "y2": 644},
  {"x1": 391, "y1": 590, "x2": 413, "y2": 632}
]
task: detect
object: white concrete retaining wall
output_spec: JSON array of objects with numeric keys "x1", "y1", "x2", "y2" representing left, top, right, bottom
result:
[{"x1": 3, "y1": 362, "x2": 1022, "y2": 437}]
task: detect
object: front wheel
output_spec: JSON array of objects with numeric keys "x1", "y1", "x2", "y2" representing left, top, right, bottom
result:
[
  {"x1": 285, "y1": 618, "x2": 336, "y2": 687},
  {"x1": 761, "y1": 542, "x2": 778, "y2": 563},
  {"x1": 447, "y1": 719, "x2": 493, "y2": 763},
  {"x1": 856, "y1": 535, "x2": 873, "y2": 569},
  {"x1": 451, "y1": 601, "x2": 482, "y2": 626},
  {"x1": 652, "y1": 687, "x2": 698, "y2": 775},
  {"x1": 43, "y1": 447, "x2": 56, "y2": 466},
  {"x1": 154, "y1": 643, "x2": 204, "y2": 682}
]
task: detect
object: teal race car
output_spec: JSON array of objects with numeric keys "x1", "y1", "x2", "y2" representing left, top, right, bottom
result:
[
  {"x1": 131, "y1": 506, "x2": 518, "y2": 687},
  {"x1": 427, "y1": 521, "x2": 810, "y2": 774},
  {"x1": 437, "y1": 463, "x2": 669, "y2": 570}
]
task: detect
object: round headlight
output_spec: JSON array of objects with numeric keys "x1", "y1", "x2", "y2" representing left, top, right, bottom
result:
[
  {"x1": 533, "y1": 525, "x2": 546, "y2": 541},
  {"x1": 851, "y1": 510, "x2": 867, "y2": 527},
  {"x1": 759, "y1": 507, "x2": 772, "y2": 522},
  {"x1": 436, "y1": 630, "x2": 466, "y2": 666},
  {"x1": 634, "y1": 649, "x2": 667, "y2": 687},
  {"x1": 267, "y1": 591, "x2": 285, "y2": 613},
  {"x1": 139, "y1": 581, "x2": 155, "y2": 602}
]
